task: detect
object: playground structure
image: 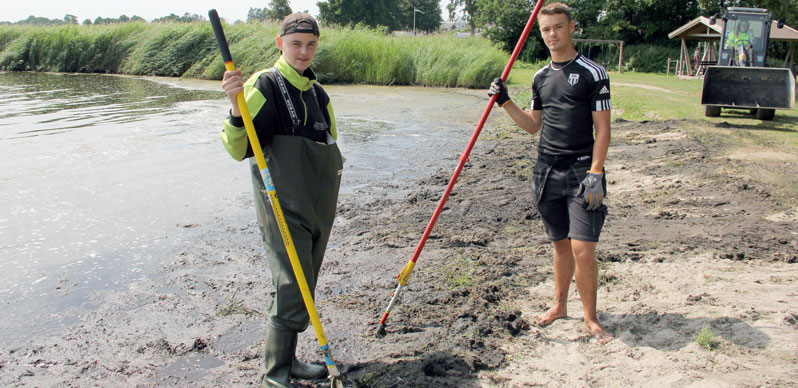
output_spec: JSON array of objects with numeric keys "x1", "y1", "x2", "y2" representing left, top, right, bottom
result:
[
  {"x1": 573, "y1": 38, "x2": 624, "y2": 73},
  {"x1": 668, "y1": 13, "x2": 798, "y2": 77}
]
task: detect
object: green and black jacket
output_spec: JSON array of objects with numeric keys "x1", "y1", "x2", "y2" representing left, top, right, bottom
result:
[{"x1": 221, "y1": 56, "x2": 337, "y2": 161}]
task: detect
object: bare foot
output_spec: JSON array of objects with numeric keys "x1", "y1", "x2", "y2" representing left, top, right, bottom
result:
[
  {"x1": 534, "y1": 305, "x2": 566, "y2": 327},
  {"x1": 586, "y1": 320, "x2": 613, "y2": 344}
]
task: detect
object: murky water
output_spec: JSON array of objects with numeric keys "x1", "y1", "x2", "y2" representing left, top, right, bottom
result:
[{"x1": 0, "y1": 71, "x2": 492, "y2": 347}]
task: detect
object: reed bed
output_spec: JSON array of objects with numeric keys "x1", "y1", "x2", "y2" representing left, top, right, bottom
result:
[{"x1": 0, "y1": 22, "x2": 507, "y2": 88}]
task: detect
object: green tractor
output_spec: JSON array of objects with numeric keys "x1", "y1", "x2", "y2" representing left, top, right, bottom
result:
[{"x1": 701, "y1": 7, "x2": 796, "y2": 120}]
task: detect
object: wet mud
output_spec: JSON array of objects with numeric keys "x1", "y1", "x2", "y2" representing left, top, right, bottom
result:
[{"x1": 2, "y1": 118, "x2": 797, "y2": 387}]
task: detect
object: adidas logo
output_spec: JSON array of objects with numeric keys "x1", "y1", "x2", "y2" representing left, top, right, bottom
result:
[{"x1": 599, "y1": 86, "x2": 610, "y2": 94}]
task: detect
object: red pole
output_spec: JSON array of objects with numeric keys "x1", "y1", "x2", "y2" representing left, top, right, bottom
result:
[{"x1": 377, "y1": 0, "x2": 548, "y2": 334}]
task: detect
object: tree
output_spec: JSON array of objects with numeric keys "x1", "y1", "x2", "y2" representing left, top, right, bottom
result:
[
  {"x1": 599, "y1": 0, "x2": 700, "y2": 45},
  {"x1": 317, "y1": 0, "x2": 439, "y2": 32},
  {"x1": 447, "y1": 0, "x2": 479, "y2": 35},
  {"x1": 474, "y1": 0, "x2": 545, "y2": 60},
  {"x1": 64, "y1": 14, "x2": 78, "y2": 25},
  {"x1": 562, "y1": 0, "x2": 610, "y2": 39},
  {"x1": 265, "y1": 0, "x2": 293, "y2": 21},
  {"x1": 247, "y1": 7, "x2": 267, "y2": 22},
  {"x1": 402, "y1": 0, "x2": 442, "y2": 33},
  {"x1": 318, "y1": 0, "x2": 404, "y2": 30},
  {"x1": 82, "y1": 19, "x2": 92, "y2": 25},
  {"x1": 153, "y1": 13, "x2": 205, "y2": 23},
  {"x1": 19, "y1": 15, "x2": 64, "y2": 25}
]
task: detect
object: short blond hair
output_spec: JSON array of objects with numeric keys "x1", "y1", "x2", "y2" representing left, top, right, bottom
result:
[{"x1": 541, "y1": 2, "x2": 572, "y2": 22}]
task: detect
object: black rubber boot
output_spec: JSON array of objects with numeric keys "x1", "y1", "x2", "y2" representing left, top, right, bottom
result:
[
  {"x1": 290, "y1": 333, "x2": 327, "y2": 380},
  {"x1": 262, "y1": 326, "x2": 294, "y2": 388}
]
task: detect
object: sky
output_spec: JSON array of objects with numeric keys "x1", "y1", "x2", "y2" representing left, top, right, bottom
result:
[{"x1": 1, "y1": 0, "x2": 451, "y2": 24}]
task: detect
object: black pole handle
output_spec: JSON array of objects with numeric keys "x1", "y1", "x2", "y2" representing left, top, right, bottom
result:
[{"x1": 208, "y1": 9, "x2": 233, "y2": 63}]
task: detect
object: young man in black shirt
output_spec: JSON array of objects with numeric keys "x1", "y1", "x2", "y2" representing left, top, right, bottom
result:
[{"x1": 489, "y1": 2, "x2": 613, "y2": 343}]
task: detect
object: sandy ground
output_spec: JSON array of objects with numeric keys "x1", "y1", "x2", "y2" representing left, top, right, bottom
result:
[{"x1": 2, "y1": 116, "x2": 797, "y2": 387}]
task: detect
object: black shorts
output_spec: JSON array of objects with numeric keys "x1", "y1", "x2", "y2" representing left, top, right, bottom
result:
[{"x1": 531, "y1": 156, "x2": 607, "y2": 242}]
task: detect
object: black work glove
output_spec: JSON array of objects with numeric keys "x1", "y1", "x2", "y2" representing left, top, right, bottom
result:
[
  {"x1": 488, "y1": 77, "x2": 511, "y2": 107},
  {"x1": 576, "y1": 170, "x2": 605, "y2": 211}
]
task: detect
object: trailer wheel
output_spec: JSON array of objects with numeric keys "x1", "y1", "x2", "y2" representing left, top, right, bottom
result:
[
  {"x1": 756, "y1": 108, "x2": 775, "y2": 120},
  {"x1": 705, "y1": 105, "x2": 721, "y2": 117}
]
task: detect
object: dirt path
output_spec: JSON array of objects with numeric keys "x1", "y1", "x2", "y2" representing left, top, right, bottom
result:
[{"x1": 2, "y1": 118, "x2": 796, "y2": 387}]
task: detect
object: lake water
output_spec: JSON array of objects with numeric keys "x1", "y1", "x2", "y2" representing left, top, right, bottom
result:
[{"x1": 0, "y1": 71, "x2": 492, "y2": 347}]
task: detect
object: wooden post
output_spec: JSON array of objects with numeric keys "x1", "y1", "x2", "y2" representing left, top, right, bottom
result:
[
  {"x1": 572, "y1": 39, "x2": 623, "y2": 73},
  {"x1": 676, "y1": 38, "x2": 685, "y2": 77}
]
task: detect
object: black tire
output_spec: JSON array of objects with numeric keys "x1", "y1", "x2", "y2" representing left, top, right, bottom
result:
[
  {"x1": 756, "y1": 108, "x2": 775, "y2": 121},
  {"x1": 705, "y1": 105, "x2": 721, "y2": 117}
]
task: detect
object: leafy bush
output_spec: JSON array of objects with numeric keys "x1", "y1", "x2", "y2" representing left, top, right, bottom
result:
[{"x1": 620, "y1": 44, "x2": 681, "y2": 74}]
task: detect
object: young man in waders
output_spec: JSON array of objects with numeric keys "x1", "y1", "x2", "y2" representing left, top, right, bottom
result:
[
  {"x1": 488, "y1": 2, "x2": 613, "y2": 343},
  {"x1": 220, "y1": 13, "x2": 343, "y2": 387}
]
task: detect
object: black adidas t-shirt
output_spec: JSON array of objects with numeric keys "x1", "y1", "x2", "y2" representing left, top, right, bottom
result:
[{"x1": 531, "y1": 54, "x2": 611, "y2": 157}]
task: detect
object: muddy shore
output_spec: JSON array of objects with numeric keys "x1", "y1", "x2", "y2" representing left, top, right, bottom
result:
[{"x1": 2, "y1": 116, "x2": 797, "y2": 387}]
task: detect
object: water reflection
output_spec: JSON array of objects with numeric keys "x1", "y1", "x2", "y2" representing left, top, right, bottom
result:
[
  {"x1": 0, "y1": 72, "x2": 487, "y2": 348},
  {"x1": 0, "y1": 72, "x2": 222, "y2": 138}
]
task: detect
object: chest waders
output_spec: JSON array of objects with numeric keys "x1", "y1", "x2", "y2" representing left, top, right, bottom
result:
[
  {"x1": 253, "y1": 71, "x2": 343, "y2": 388},
  {"x1": 252, "y1": 139, "x2": 342, "y2": 330},
  {"x1": 257, "y1": 68, "x2": 343, "y2": 332},
  {"x1": 208, "y1": 11, "x2": 351, "y2": 388}
]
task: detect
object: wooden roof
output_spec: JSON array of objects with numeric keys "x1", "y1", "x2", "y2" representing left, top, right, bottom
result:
[{"x1": 668, "y1": 15, "x2": 798, "y2": 42}]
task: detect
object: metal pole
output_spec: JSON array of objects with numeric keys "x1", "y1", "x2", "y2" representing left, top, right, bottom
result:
[
  {"x1": 413, "y1": 7, "x2": 424, "y2": 36},
  {"x1": 377, "y1": 0, "x2": 548, "y2": 336}
]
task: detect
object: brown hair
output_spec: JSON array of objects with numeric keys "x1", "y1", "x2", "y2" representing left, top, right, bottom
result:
[{"x1": 540, "y1": 2, "x2": 572, "y2": 22}]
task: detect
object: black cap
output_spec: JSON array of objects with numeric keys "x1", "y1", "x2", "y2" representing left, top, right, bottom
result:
[{"x1": 280, "y1": 13, "x2": 320, "y2": 37}]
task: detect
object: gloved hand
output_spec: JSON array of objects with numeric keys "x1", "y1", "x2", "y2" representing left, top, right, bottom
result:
[
  {"x1": 577, "y1": 170, "x2": 605, "y2": 211},
  {"x1": 488, "y1": 78, "x2": 511, "y2": 107}
]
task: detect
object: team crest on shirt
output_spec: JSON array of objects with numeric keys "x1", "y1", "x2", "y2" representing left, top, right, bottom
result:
[{"x1": 568, "y1": 73, "x2": 579, "y2": 86}]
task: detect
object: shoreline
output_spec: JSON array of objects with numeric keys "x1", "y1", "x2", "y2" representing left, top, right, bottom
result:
[{"x1": 2, "y1": 116, "x2": 796, "y2": 387}]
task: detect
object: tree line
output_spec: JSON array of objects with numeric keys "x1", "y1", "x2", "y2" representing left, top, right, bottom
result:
[
  {"x1": 1, "y1": 13, "x2": 207, "y2": 26},
  {"x1": 453, "y1": 0, "x2": 797, "y2": 61},
  {"x1": 4, "y1": 0, "x2": 795, "y2": 62}
]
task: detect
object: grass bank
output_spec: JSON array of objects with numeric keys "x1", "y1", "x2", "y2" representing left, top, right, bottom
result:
[
  {"x1": 507, "y1": 66, "x2": 797, "y2": 133},
  {"x1": 0, "y1": 22, "x2": 507, "y2": 88}
]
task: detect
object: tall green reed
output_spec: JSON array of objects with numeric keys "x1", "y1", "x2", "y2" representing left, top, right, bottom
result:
[{"x1": 0, "y1": 23, "x2": 507, "y2": 88}]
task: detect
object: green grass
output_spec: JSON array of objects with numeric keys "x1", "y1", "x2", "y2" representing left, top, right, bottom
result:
[
  {"x1": 0, "y1": 23, "x2": 507, "y2": 88},
  {"x1": 507, "y1": 66, "x2": 798, "y2": 133},
  {"x1": 442, "y1": 250, "x2": 477, "y2": 290},
  {"x1": 696, "y1": 325, "x2": 722, "y2": 351}
]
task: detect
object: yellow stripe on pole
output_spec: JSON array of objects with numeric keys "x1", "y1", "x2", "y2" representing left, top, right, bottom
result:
[{"x1": 397, "y1": 261, "x2": 416, "y2": 286}]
